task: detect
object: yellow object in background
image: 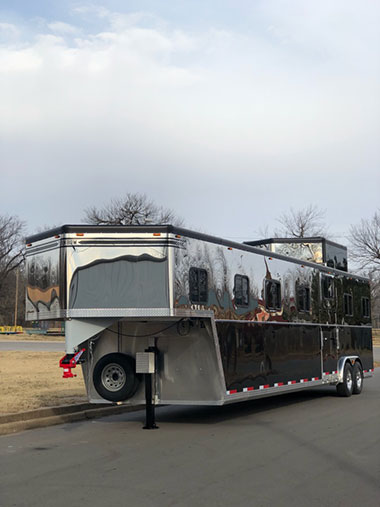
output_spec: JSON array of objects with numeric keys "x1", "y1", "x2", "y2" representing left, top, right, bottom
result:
[{"x1": 0, "y1": 325, "x2": 23, "y2": 333}]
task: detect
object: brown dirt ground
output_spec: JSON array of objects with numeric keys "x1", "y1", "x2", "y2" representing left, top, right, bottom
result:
[{"x1": 0, "y1": 351, "x2": 86, "y2": 415}]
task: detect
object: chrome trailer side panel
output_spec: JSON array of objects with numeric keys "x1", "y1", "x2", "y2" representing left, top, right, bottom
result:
[
  {"x1": 25, "y1": 239, "x2": 64, "y2": 320},
  {"x1": 81, "y1": 318, "x2": 227, "y2": 405}
]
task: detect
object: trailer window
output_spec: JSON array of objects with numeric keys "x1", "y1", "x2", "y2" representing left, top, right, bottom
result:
[
  {"x1": 297, "y1": 285, "x2": 310, "y2": 312},
  {"x1": 265, "y1": 279, "x2": 281, "y2": 310},
  {"x1": 344, "y1": 293, "x2": 353, "y2": 316},
  {"x1": 234, "y1": 275, "x2": 249, "y2": 307},
  {"x1": 361, "y1": 297, "x2": 370, "y2": 318},
  {"x1": 189, "y1": 268, "x2": 208, "y2": 304},
  {"x1": 322, "y1": 275, "x2": 334, "y2": 299}
]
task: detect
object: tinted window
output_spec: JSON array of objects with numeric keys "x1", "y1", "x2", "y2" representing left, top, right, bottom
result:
[
  {"x1": 361, "y1": 297, "x2": 370, "y2": 318},
  {"x1": 189, "y1": 267, "x2": 208, "y2": 304},
  {"x1": 265, "y1": 279, "x2": 281, "y2": 310},
  {"x1": 297, "y1": 285, "x2": 311, "y2": 312},
  {"x1": 344, "y1": 293, "x2": 353, "y2": 316},
  {"x1": 234, "y1": 275, "x2": 249, "y2": 307}
]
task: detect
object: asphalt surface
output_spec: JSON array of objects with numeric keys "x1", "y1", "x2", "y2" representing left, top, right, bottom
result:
[
  {"x1": 1, "y1": 373, "x2": 379, "y2": 507},
  {"x1": 0, "y1": 340, "x2": 65, "y2": 352}
]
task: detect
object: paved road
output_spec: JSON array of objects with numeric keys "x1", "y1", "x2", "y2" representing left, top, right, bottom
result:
[
  {"x1": 0, "y1": 341, "x2": 65, "y2": 352},
  {"x1": 1, "y1": 373, "x2": 379, "y2": 506}
]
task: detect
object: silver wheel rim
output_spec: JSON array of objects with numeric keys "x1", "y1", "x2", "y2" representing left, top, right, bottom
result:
[
  {"x1": 101, "y1": 363, "x2": 126, "y2": 392},
  {"x1": 355, "y1": 369, "x2": 362, "y2": 390},
  {"x1": 346, "y1": 369, "x2": 353, "y2": 391}
]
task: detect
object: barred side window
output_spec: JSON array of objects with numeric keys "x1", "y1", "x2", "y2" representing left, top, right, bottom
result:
[
  {"x1": 297, "y1": 285, "x2": 311, "y2": 312},
  {"x1": 344, "y1": 293, "x2": 353, "y2": 316},
  {"x1": 234, "y1": 275, "x2": 249, "y2": 307},
  {"x1": 265, "y1": 279, "x2": 281, "y2": 310},
  {"x1": 189, "y1": 267, "x2": 208, "y2": 304},
  {"x1": 361, "y1": 297, "x2": 370, "y2": 318}
]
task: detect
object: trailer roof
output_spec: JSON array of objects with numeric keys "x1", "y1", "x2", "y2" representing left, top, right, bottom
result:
[
  {"x1": 25, "y1": 224, "x2": 367, "y2": 282},
  {"x1": 245, "y1": 237, "x2": 347, "y2": 250}
]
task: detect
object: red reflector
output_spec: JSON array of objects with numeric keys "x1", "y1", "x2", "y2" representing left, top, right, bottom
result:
[
  {"x1": 153, "y1": 233, "x2": 161, "y2": 236},
  {"x1": 76, "y1": 233, "x2": 84, "y2": 237},
  {"x1": 26, "y1": 243, "x2": 32, "y2": 247}
]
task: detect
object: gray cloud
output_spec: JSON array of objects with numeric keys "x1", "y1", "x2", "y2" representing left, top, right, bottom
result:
[{"x1": 0, "y1": 2, "x2": 379, "y2": 242}]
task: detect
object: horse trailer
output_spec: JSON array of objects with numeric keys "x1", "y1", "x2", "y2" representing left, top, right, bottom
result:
[{"x1": 25, "y1": 225, "x2": 374, "y2": 410}]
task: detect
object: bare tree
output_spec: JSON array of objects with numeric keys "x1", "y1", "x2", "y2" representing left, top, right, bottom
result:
[
  {"x1": 349, "y1": 210, "x2": 380, "y2": 327},
  {"x1": 275, "y1": 204, "x2": 327, "y2": 238},
  {"x1": 348, "y1": 210, "x2": 380, "y2": 272},
  {"x1": 0, "y1": 215, "x2": 25, "y2": 292},
  {"x1": 0, "y1": 267, "x2": 26, "y2": 326},
  {"x1": 83, "y1": 193, "x2": 183, "y2": 226}
]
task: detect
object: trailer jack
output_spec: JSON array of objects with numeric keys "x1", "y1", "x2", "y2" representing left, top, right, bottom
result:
[{"x1": 59, "y1": 349, "x2": 85, "y2": 378}]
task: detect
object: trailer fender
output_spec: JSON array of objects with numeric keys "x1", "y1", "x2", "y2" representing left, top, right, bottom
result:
[{"x1": 337, "y1": 356, "x2": 360, "y2": 384}]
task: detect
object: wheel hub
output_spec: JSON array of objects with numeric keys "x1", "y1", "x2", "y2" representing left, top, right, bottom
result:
[
  {"x1": 355, "y1": 370, "x2": 362, "y2": 389},
  {"x1": 101, "y1": 363, "x2": 126, "y2": 392},
  {"x1": 346, "y1": 369, "x2": 353, "y2": 391}
]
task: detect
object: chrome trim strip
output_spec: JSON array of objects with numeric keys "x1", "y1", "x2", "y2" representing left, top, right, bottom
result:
[{"x1": 26, "y1": 308, "x2": 215, "y2": 320}]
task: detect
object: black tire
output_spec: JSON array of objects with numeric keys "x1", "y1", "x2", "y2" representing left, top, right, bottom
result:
[
  {"x1": 336, "y1": 362, "x2": 354, "y2": 397},
  {"x1": 352, "y1": 362, "x2": 363, "y2": 395},
  {"x1": 93, "y1": 353, "x2": 140, "y2": 402}
]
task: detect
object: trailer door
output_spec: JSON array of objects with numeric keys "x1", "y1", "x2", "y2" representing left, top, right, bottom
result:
[{"x1": 322, "y1": 328, "x2": 339, "y2": 374}]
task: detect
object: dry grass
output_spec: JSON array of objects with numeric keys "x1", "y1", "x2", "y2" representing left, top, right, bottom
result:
[
  {"x1": 373, "y1": 329, "x2": 380, "y2": 347},
  {"x1": 0, "y1": 351, "x2": 86, "y2": 415},
  {"x1": 0, "y1": 333, "x2": 64, "y2": 342}
]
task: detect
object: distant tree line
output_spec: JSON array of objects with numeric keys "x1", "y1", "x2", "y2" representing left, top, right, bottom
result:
[{"x1": 0, "y1": 197, "x2": 378, "y2": 327}]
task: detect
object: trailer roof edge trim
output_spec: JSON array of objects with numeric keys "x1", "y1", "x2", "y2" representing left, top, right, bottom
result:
[{"x1": 25, "y1": 224, "x2": 368, "y2": 282}]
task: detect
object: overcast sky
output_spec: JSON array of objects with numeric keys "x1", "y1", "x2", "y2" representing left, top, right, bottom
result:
[{"x1": 1, "y1": 1, "x2": 379, "y2": 243}]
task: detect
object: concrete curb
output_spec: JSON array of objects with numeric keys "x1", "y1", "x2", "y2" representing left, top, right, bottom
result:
[{"x1": 0, "y1": 403, "x2": 143, "y2": 436}]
